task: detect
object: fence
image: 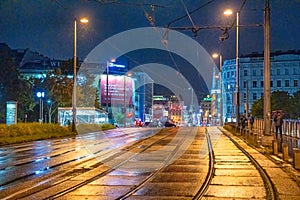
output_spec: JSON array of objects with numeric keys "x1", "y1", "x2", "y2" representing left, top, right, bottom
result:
[{"x1": 253, "y1": 119, "x2": 300, "y2": 157}]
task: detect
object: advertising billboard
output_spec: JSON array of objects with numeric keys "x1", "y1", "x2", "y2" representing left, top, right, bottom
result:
[
  {"x1": 6, "y1": 101, "x2": 17, "y2": 125},
  {"x1": 100, "y1": 75, "x2": 133, "y2": 106}
]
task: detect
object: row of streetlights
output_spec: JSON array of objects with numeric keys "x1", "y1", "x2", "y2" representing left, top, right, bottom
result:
[
  {"x1": 212, "y1": 8, "x2": 238, "y2": 126},
  {"x1": 213, "y1": 1, "x2": 270, "y2": 137},
  {"x1": 72, "y1": 2, "x2": 270, "y2": 134}
]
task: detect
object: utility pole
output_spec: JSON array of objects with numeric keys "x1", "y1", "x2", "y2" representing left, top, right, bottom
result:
[{"x1": 264, "y1": 0, "x2": 271, "y2": 136}]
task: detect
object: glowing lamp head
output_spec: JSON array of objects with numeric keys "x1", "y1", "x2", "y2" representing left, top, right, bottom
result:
[
  {"x1": 80, "y1": 17, "x2": 89, "y2": 23},
  {"x1": 224, "y1": 9, "x2": 233, "y2": 16}
]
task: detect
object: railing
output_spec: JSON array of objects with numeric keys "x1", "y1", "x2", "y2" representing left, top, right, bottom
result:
[
  {"x1": 225, "y1": 119, "x2": 300, "y2": 169},
  {"x1": 253, "y1": 119, "x2": 300, "y2": 157}
]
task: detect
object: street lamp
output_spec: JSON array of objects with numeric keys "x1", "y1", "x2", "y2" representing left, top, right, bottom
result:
[
  {"x1": 36, "y1": 91, "x2": 45, "y2": 123},
  {"x1": 212, "y1": 53, "x2": 223, "y2": 126},
  {"x1": 72, "y1": 17, "x2": 88, "y2": 132},
  {"x1": 224, "y1": 9, "x2": 239, "y2": 126}
]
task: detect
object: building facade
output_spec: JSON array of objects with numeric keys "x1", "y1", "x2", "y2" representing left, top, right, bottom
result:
[{"x1": 222, "y1": 51, "x2": 300, "y2": 122}]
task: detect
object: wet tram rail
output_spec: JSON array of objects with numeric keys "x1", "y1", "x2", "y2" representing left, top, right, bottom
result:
[
  {"x1": 199, "y1": 127, "x2": 277, "y2": 200},
  {"x1": 0, "y1": 126, "x2": 278, "y2": 199},
  {"x1": 0, "y1": 128, "x2": 161, "y2": 199}
]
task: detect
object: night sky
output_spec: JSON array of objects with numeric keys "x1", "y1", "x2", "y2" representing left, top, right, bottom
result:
[
  {"x1": 0, "y1": 0, "x2": 299, "y2": 97},
  {"x1": 1, "y1": 0, "x2": 299, "y2": 60}
]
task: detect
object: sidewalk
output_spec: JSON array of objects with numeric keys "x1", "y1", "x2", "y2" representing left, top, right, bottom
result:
[{"x1": 211, "y1": 126, "x2": 300, "y2": 199}]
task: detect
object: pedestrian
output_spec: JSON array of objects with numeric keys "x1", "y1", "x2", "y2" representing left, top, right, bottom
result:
[
  {"x1": 240, "y1": 114, "x2": 247, "y2": 131},
  {"x1": 274, "y1": 112, "x2": 283, "y2": 140},
  {"x1": 249, "y1": 114, "x2": 254, "y2": 130}
]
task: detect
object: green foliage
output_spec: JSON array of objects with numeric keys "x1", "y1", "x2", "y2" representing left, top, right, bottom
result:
[
  {"x1": 76, "y1": 70, "x2": 98, "y2": 108},
  {"x1": 114, "y1": 112, "x2": 124, "y2": 125},
  {"x1": 271, "y1": 91, "x2": 292, "y2": 118},
  {"x1": 0, "y1": 44, "x2": 21, "y2": 122},
  {"x1": 74, "y1": 123, "x2": 116, "y2": 134},
  {"x1": 251, "y1": 98, "x2": 264, "y2": 118},
  {"x1": 0, "y1": 123, "x2": 75, "y2": 145},
  {"x1": 100, "y1": 123, "x2": 116, "y2": 130},
  {"x1": 251, "y1": 90, "x2": 299, "y2": 119},
  {"x1": 291, "y1": 90, "x2": 300, "y2": 118}
]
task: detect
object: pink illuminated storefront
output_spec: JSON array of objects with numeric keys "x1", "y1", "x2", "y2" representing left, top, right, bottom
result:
[{"x1": 100, "y1": 75, "x2": 134, "y2": 107}]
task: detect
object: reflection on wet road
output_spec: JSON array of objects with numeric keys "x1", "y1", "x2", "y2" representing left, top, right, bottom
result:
[{"x1": 0, "y1": 128, "x2": 160, "y2": 195}]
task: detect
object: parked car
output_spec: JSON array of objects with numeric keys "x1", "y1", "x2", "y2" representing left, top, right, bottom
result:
[{"x1": 165, "y1": 121, "x2": 176, "y2": 127}]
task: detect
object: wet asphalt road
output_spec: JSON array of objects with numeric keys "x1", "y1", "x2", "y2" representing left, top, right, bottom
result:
[{"x1": 0, "y1": 128, "x2": 162, "y2": 199}]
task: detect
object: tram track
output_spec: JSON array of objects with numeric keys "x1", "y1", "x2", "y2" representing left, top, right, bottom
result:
[
  {"x1": 0, "y1": 128, "x2": 161, "y2": 199},
  {"x1": 197, "y1": 127, "x2": 277, "y2": 200},
  {"x1": 44, "y1": 127, "x2": 207, "y2": 199},
  {"x1": 1, "y1": 127, "x2": 279, "y2": 199}
]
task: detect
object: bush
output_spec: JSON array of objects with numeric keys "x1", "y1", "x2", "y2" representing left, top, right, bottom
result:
[
  {"x1": 0, "y1": 123, "x2": 117, "y2": 146},
  {"x1": 0, "y1": 123, "x2": 75, "y2": 146}
]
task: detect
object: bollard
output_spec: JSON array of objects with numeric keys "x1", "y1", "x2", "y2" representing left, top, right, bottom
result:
[
  {"x1": 293, "y1": 148, "x2": 300, "y2": 170},
  {"x1": 282, "y1": 143, "x2": 289, "y2": 162},
  {"x1": 272, "y1": 140, "x2": 278, "y2": 155}
]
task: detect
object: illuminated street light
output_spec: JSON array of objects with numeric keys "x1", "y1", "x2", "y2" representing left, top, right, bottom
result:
[
  {"x1": 224, "y1": 8, "x2": 239, "y2": 126},
  {"x1": 212, "y1": 53, "x2": 223, "y2": 126},
  {"x1": 36, "y1": 91, "x2": 45, "y2": 123},
  {"x1": 72, "y1": 17, "x2": 88, "y2": 132}
]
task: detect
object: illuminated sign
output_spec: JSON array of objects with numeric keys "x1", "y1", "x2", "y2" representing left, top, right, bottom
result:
[
  {"x1": 108, "y1": 63, "x2": 125, "y2": 68},
  {"x1": 6, "y1": 101, "x2": 17, "y2": 125},
  {"x1": 100, "y1": 75, "x2": 134, "y2": 105},
  {"x1": 203, "y1": 97, "x2": 212, "y2": 101}
]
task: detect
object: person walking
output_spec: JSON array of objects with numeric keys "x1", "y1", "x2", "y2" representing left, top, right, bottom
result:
[
  {"x1": 274, "y1": 112, "x2": 283, "y2": 140},
  {"x1": 249, "y1": 114, "x2": 254, "y2": 131}
]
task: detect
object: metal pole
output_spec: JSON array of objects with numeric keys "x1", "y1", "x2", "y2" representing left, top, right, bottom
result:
[
  {"x1": 123, "y1": 75, "x2": 126, "y2": 128},
  {"x1": 72, "y1": 18, "x2": 77, "y2": 132},
  {"x1": 42, "y1": 99, "x2": 44, "y2": 123},
  {"x1": 264, "y1": 0, "x2": 271, "y2": 135},
  {"x1": 106, "y1": 61, "x2": 109, "y2": 114},
  {"x1": 236, "y1": 12, "x2": 240, "y2": 128},
  {"x1": 39, "y1": 97, "x2": 42, "y2": 123},
  {"x1": 220, "y1": 55, "x2": 223, "y2": 126}
]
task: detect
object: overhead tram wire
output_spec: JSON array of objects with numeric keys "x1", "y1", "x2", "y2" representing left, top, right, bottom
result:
[
  {"x1": 142, "y1": 4, "x2": 184, "y2": 78},
  {"x1": 180, "y1": 0, "x2": 196, "y2": 29},
  {"x1": 89, "y1": 0, "x2": 167, "y2": 9},
  {"x1": 167, "y1": 0, "x2": 216, "y2": 28}
]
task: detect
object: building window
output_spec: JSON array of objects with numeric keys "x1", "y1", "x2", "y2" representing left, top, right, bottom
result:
[
  {"x1": 285, "y1": 68, "x2": 289, "y2": 75},
  {"x1": 260, "y1": 81, "x2": 264, "y2": 87},
  {"x1": 252, "y1": 69, "x2": 256, "y2": 76},
  {"x1": 294, "y1": 80, "x2": 298, "y2": 87},
  {"x1": 244, "y1": 70, "x2": 248, "y2": 76},
  {"x1": 227, "y1": 72, "x2": 230, "y2": 78},
  {"x1": 243, "y1": 81, "x2": 247, "y2": 88},
  {"x1": 277, "y1": 80, "x2": 281, "y2": 87},
  {"x1": 231, "y1": 71, "x2": 234, "y2": 77},
  {"x1": 285, "y1": 80, "x2": 289, "y2": 87},
  {"x1": 243, "y1": 92, "x2": 246, "y2": 100},
  {"x1": 253, "y1": 93, "x2": 257, "y2": 100},
  {"x1": 253, "y1": 81, "x2": 257, "y2": 88},
  {"x1": 277, "y1": 68, "x2": 280, "y2": 75},
  {"x1": 227, "y1": 106, "x2": 231, "y2": 113},
  {"x1": 270, "y1": 81, "x2": 273, "y2": 87},
  {"x1": 226, "y1": 94, "x2": 231, "y2": 102}
]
